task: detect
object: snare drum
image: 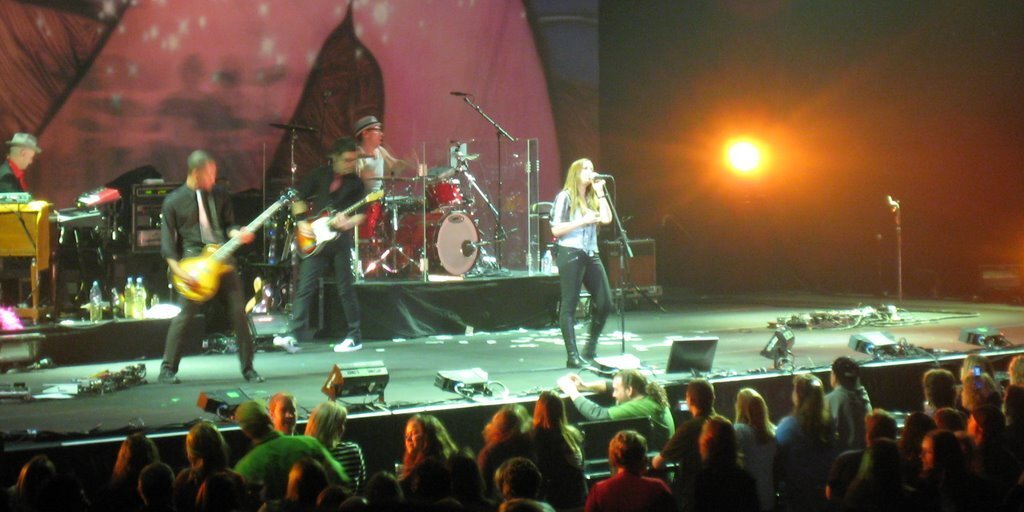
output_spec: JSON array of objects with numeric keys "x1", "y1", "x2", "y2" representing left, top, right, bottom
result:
[{"x1": 396, "y1": 211, "x2": 479, "y2": 275}]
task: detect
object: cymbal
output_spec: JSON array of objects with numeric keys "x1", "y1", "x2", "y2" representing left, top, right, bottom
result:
[
  {"x1": 364, "y1": 176, "x2": 422, "y2": 181},
  {"x1": 270, "y1": 123, "x2": 317, "y2": 133}
]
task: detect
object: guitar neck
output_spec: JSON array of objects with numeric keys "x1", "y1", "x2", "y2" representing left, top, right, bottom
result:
[{"x1": 212, "y1": 196, "x2": 289, "y2": 261}]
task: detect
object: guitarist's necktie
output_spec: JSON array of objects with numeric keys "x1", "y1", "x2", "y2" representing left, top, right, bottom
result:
[
  {"x1": 329, "y1": 173, "x2": 342, "y2": 193},
  {"x1": 197, "y1": 190, "x2": 222, "y2": 244}
]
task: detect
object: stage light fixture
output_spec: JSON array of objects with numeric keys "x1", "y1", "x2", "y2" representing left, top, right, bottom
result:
[
  {"x1": 848, "y1": 332, "x2": 899, "y2": 358},
  {"x1": 959, "y1": 326, "x2": 1012, "y2": 349},
  {"x1": 760, "y1": 328, "x2": 795, "y2": 369},
  {"x1": 197, "y1": 388, "x2": 251, "y2": 419},
  {"x1": 321, "y1": 360, "x2": 389, "y2": 403}
]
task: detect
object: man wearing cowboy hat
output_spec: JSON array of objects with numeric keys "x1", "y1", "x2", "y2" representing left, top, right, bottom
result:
[
  {"x1": 1, "y1": 133, "x2": 42, "y2": 193},
  {"x1": 352, "y1": 115, "x2": 409, "y2": 193}
]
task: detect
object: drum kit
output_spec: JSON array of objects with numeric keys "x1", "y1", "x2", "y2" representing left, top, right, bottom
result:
[{"x1": 360, "y1": 150, "x2": 497, "y2": 279}]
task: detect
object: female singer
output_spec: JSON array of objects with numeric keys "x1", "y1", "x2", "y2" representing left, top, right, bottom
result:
[{"x1": 551, "y1": 158, "x2": 613, "y2": 368}]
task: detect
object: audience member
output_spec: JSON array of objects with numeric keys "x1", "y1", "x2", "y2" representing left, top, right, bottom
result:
[
  {"x1": 558, "y1": 369, "x2": 676, "y2": 448},
  {"x1": 195, "y1": 471, "x2": 244, "y2": 512},
  {"x1": 584, "y1": 430, "x2": 674, "y2": 512},
  {"x1": 174, "y1": 421, "x2": 246, "y2": 512},
  {"x1": 733, "y1": 388, "x2": 776, "y2": 512},
  {"x1": 933, "y1": 407, "x2": 965, "y2": 432},
  {"x1": 493, "y1": 457, "x2": 543, "y2": 503},
  {"x1": 827, "y1": 357, "x2": 872, "y2": 452},
  {"x1": 1009, "y1": 355, "x2": 1024, "y2": 386},
  {"x1": 449, "y1": 451, "x2": 497, "y2": 512},
  {"x1": 314, "y1": 484, "x2": 350, "y2": 511},
  {"x1": 478, "y1": 404, "x2": 535, "y2": 499},
  {"x1": 897, "y1": 411, "x2": 935, "y2": 484},
  {"x1": 269, "y1": 392, "x2": 298, "y2": 435},
  {"x1": 363, "y1": 471, "x2": 404, "y2": 507},
  {"x1": 305, "y1": 401, "x2": 366, "y2": 494},
  {"x1": 960, "y1": 354, "x2": 996, "y2": 382},
  {"x1": 138, "y1": 462, "x2": 175, "y2": 512},
  {"x1": 34, "y1": 473, "x2": 89, "y2": 512},
  {"x1": 92, "y1": 432, "x2": 161, "y2": 511},
  {"x1": 233, "y1": 400, "x2": 347, "y2": 500},
  {"x1": 776, "y1": 373, "x2": 837, "y2": 512},
  {"x1": 841, "y1": 438, "x2": 919, "y2": 512},
  {"x1": 961, "y1": 373, "x2": 1001, "y2": 413},
  {"x1": 921, "y1": 369, "x2": 957, "y2": 415},
  {"x1": 967, "y1": 404, "x2": 1021, "y2": 495},
  {"x1": 1003, "y1": 384, "x2": 1024, "y2": 463},
  {"x1": 400, "y1": 414, "x2": 460, "y2": 485},
  {"x1": 694, "y1": 417, "x2": 759, "y2": 512},
  {"x1": 916, "y1": 429, "x2": 999, "y2": 511},
  {"x1": 10, "y1": 454, "x2": 55, "y2": 512},
  {"x1": 405, "y1": 457, "x2": 452, "y2": 505},
  {"x1": 531, "y1": 391, "x2": 587, "y2": 509},
  {"x1": 653, "y1": 378, "x2": 717, "y2": 512},
  {"x1": 274, "y1": 457, "x2": 330, "y2": 512},
  {"x1": 826, "y1": 408, "x2": 897, "y2": 505},
  {"x1": 499, "y1": 498, "x2": 556, "y2": 512}
]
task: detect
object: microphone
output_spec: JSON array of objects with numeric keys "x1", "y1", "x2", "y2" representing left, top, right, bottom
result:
[
  {"x1": 594, "y1": 173, "x2": 614, "y2": 180},
  {"x1": 461, "y1": 240, "x2": 490, "y2": 257},
  {"x1": 886, "y1": 195, "x2": 900, "y2": 210},
  {"x1": 450, "y1": 91, "x2": 471, "y2": 97}
]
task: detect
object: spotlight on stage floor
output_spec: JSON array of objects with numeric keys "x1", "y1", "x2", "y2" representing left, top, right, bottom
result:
[
  {"x1": 848, "y1": 332, "x2": 899, "y2": 358},
  {"x1": 321, "y1": 361, "x2": 389, "y2": 404},
  {"x1": 959, "y1": 326, "x2": 1012, "y2": 349},
  {"x1": 760, "y1": 327, "x2": 795, "y2": 370},
  {"x1": 435, "y1": 368, "x2": 507, "y2": 399},
  {"x1": 197, "y1": 388, "x2": 251, "y2": 419}
]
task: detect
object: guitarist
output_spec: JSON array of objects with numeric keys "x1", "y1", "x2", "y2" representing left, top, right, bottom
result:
[
  {"x1": 158, "y1": 150, "x2": 262, "y2": 384},
  {"x1": 287, "y1": 137, "x2": 366, "y2": 352}
]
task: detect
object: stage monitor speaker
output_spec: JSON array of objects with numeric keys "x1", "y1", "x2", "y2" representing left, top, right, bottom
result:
[
  {"x1": 848, "y1": 332, "x2": 897, "y2": 356},
  {"x1": 248, "y1": 313, "x2": 291, "y2": 338},
  {"x1": 958, "y1": 326, "x2": 1011, "y2": 348},
  {"x1": 321, "y1": 361, "x2": 389, "y2": 402},
  {"x1": 197, "y1": 388, "x2": 251, "y2": 418},
  {"x1": 667, "y1": 336, "x2": 718, "y2": 374}
]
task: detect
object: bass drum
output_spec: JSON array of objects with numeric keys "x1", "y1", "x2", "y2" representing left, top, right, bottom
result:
[{"x1": 397, "y1": 211, "x2": 479, "y2": 275}]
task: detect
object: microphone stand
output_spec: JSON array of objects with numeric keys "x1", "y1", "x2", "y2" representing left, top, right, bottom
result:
[
  {"x1": 888, "y1": 197, "x2": 903, "y2": 303},
  {"x1": 458, "y1": 94, "x2": 516, "y2": 268},
  {"x1": 455, "y1": 155, "x2": 508, "y2": 275},
  {"x1": 602, "y1": 179, "x2": 633, "y2": 355}
]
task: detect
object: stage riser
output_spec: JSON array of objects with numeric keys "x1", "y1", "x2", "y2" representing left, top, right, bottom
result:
[{"x1": 9, "y1": 352, "x2": 1017, "y2": 493}]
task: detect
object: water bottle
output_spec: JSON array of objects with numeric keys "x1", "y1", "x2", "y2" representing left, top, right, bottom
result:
[
  {"x1": 135, "y1": 277, "x2": 147, "y2": 319},
  {"x1": 111, "y1": 286, "x2": 122, "y2": 318},
  {"x1": 89, "y1": 281, "x2": 103, "y2": 322},
  {"x1": 124, "y1": 277, "x2": 135, "y2": 319},
  {"x1": 541, "y1": 249, "x2": 553, "y2": 274}
]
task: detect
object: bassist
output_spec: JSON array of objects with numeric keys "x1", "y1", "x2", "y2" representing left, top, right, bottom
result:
[
  {"x1": 159, "y1": 150, "x2": 262, "y2": 384},
  {"x1": 287, "y1": 137, "x2": 366, "y2": 352}
]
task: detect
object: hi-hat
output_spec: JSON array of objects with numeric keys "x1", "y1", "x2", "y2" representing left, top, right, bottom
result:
[
  {"x1": 270, "y1": 123, "x2": 317, "y2": 133},
  {"x1": 454, "y1": 152, "x2": 479, "y2": 161}
]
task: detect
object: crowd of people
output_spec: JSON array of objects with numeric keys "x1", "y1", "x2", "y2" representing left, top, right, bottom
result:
[{"x1": 8, "y1": 354, "x2": 1024, "y2": 512}]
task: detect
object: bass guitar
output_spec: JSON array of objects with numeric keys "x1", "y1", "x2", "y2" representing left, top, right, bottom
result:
[
  {"x1": 172, "y1": 189, "x2": 297, "y2": 302},
  {"x1": 295, "y1": 190, "x2": 384, "y2": 258}
]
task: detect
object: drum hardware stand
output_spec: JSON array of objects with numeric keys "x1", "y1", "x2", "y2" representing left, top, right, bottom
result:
[
  {"x1": 455, "y1": 93, "x2": 516, "y2": 267},
  {"x1": 453, "y1": 153, "x2": 510, "y2": 276}
]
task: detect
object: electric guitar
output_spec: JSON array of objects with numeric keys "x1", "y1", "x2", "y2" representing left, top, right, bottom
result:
[
  {"x1": 172, "y1": 189, "x2": 297, "y2": 302},
  {"x1": 295, "y1": 190, "x2": 384, "y2": 258}
]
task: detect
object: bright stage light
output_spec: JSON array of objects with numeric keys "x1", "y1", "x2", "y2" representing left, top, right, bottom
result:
[{"x1": 726, "y1": 140, "x2": 762, "y2": 173}]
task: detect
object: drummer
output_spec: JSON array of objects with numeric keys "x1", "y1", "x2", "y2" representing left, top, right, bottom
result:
[{"x1": 353, "y1": 115, "x2": 409, "y2": 192}]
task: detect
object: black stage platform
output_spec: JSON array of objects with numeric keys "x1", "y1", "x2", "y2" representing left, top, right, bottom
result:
[{"x1": 3, "y1": 289, "x2": 1024, "y2": 492}]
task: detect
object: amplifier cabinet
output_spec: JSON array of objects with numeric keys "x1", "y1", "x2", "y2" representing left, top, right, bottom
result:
[
  {"x1": 602, "y1": 238, "x2": 657, "y2": 290},
  {"x1": 131, "y1": 184, "x2": 179, "y2": 253}
]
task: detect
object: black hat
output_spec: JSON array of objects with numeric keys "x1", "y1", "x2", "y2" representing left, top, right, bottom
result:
[{"x1": 832, "y1": 356, "x2": 860, "y2": 385}]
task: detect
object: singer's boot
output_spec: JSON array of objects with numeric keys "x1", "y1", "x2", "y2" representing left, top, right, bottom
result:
[
  {"x1": 581, "y1": 338, "x2": 598, "y2": 363},
  {"x1": 565, "y1": 335, "x2": 583, "y2": 369}
]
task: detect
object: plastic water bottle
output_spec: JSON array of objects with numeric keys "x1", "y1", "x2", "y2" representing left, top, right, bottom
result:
[
  {"x1": 111, "y1": 286, "x2": 123, "y2": 318},
  {"x1": 89, "y1": 281, "x2": 103, "y2": 322},
  {"x1": 541, "y1": 249, "x2": 553, "y2": 274},
  {"x1": 124, "y1": 277, "x2": 135, "y2": 319},
  {"x1": 135, "y1": 277, "x2": 147, "y2": 319}
]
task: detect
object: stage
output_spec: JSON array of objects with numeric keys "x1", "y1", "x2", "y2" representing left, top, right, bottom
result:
[{"x1": 3, "y1": 289, "x2": 1024, "y2": 490}]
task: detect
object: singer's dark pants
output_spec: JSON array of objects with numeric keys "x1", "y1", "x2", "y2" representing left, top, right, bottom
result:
[
  {"x1": 291, "y1": 235, "x2": 361, "y2": 342},
  {"x1": 162, "y1": 270, "x2": 254, "y2": 374},
  {"x1": 557, "y1": 247, "x2": 613, "y2": 360}
]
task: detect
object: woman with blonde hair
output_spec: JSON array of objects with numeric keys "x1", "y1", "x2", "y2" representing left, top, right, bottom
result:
[
  {"x1": 776, "y1": 374, "x2": 837, "y2": 512},
  {"x1": 733, "y1": 387, "x2": 777, "y2": 511},
  {"x1": 531, "y1": 390, "x2": 587, "y2": 508},
  {"x1": 550, "y1": 157, "x2": 612, "y2": 368},
  {"x1": 305, "y1": 401, "x2": 366, "y2": 493}
]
